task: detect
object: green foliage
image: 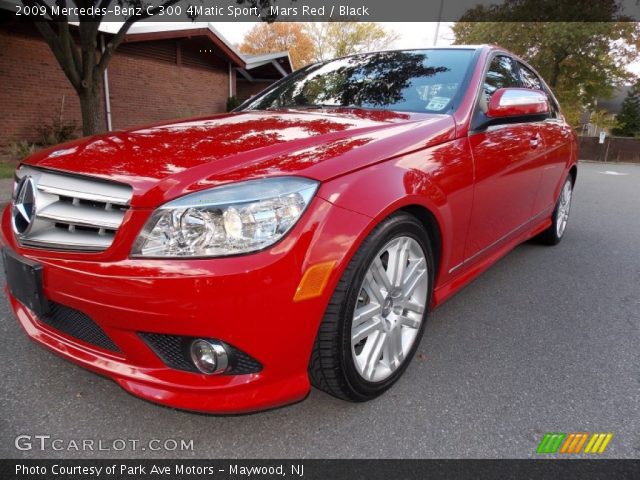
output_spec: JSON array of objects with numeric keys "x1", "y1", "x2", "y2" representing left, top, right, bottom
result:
[
  {"x1": 612, "y1": 82, "x2": 640, "y2": 137},
  {"x1": 35, "y1": 96, "x2": 78, "y2": 146},
  {"x1": 37, "y1": 117, "x2": 78, "y2": 146},
  {"x1": 590, "y1": 108, "x2": 619, "y2": 133},
  {"x1": 7, "y1": 138, "x2": 37, "y2": 161},
  {"x1": 456, "y1": 0, "x2": 624, "y2": 23},
  {"x1": 226, "y1": 96, "x2": 241, "y2": 112},
  {"x1": 453, "y1": 3, "x2": 639, "y2": 127},
  {"x1": 0, "y1": 162, "x2": 18, "y2": 179}
]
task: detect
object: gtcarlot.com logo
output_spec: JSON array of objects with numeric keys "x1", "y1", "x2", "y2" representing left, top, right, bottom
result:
[{"x1": 15, "y1": 435, "x2": 194, "y2": 452}]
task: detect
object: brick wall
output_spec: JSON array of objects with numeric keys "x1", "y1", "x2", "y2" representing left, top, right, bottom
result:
[
  {"x1": 237, "y1": 80, "x2": 272, "y2": 103},
  {"x1": 108, "y1": 40, "x2": 231, "y2": 130},
  {"x1": 0, "y1": 25, "x2": 233, "y2": 146},
  {"x1": 0, "y1": 29, "x2": 82, "y2": 145}
]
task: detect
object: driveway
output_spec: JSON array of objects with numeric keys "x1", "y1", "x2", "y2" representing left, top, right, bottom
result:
[{"x1": 0, "y1": 161, "x2": 638, "y2": 459}]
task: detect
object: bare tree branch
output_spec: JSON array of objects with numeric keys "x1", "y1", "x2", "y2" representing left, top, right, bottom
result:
[
  {"x1": 54, "y1": 0, "x2": 83, "y2": 77},
  {"x1": 22, "y1": 0, "x2": 82, "y2": 89}
]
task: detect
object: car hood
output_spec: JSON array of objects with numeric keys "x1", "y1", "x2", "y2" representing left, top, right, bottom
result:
[{"x1": 25, "y1": 109, "x2": 456, "y2": 207}]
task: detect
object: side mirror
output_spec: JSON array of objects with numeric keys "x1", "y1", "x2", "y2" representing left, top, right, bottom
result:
[{"x1": 487, "y1": 88, "x2": 549, "y2": 119}]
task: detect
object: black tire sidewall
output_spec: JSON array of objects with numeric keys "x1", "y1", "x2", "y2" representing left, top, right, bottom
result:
[
  {"x1": 337, "y1": 214, "x2": 434, "y2": 400},
  {"x1": 550, "y1": 177, "x2": 573, "y2": 243}
]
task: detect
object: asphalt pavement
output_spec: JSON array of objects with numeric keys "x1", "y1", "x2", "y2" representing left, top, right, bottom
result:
[
  {"x1": 0, "y1": 178, "x2": 13, "y2": 205},
  {"x1": 0, "y1": 161, "x2": 638, "y2": 459}
]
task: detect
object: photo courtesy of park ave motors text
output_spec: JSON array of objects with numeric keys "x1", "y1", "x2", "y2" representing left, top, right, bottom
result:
[{"x1": 0, "y1": 0, "x2": 639, "y2": 473}]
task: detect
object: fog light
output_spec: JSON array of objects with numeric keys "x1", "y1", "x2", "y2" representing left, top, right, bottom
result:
[{"x1": 189, "y1": 339, "x2": 229, "y2": 375}]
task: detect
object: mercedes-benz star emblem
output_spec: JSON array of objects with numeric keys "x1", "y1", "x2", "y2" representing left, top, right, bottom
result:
[{"x1": 12, "y1": 176, "x2": 37, "y2": 236}]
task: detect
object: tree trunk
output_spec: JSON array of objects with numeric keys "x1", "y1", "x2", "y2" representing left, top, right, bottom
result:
[
  {"x1": 549, "y1": 62, "x2": 561, "y2": 88},
  {"x1": 78, "y1": 76, "x2": 106, "y2": 137}
]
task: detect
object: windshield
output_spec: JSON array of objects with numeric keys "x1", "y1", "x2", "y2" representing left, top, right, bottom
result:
[{"x1": 241, "y1": 49, "x2": 476, "y2": 114}]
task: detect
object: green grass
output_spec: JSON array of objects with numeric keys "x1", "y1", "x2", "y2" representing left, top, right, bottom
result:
[{"x1": 0, "y1": 163, "x2": 17, "y2": 179}]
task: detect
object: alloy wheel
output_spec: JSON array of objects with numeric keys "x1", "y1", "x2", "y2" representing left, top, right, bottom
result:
[
  {"x1": 556, "y1": 180, "x2": 572, "y2": 238},
  {"x1": 351, "y1": 236, "x2": 428, "y2": 382}
]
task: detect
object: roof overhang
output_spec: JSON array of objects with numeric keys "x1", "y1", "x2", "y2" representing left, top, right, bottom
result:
[
  {"x1": 237, "y1": 51, "x2": 293, "y2": 82},
  {"x1": 123, "y1": 24, "x2": 246, "y2": 68}
]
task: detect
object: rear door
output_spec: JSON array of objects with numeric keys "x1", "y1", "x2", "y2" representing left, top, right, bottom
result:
[{"x1": 464, "y1": 55, "x2": 546, "y2": 260}]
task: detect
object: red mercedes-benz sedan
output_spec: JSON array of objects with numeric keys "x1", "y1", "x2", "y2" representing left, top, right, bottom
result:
[{"x1": 1, "y1": 45, "x2": 577, "y2": 413}]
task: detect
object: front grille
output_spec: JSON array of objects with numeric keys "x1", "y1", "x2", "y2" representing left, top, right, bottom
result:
[
  {"x1": 14, "y1": 165, "x2": 132, "y2": 251},
  {"x1": 139, "y1": 333, "x2": 263, "y2": 375},
  {"x1": 39, "y1": 302, "x2": 120, "y2": 352}
]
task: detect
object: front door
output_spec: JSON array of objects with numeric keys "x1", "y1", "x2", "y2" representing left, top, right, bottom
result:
[{"x1": 464, "y1": 55, "x2": 546, "y2": 260}]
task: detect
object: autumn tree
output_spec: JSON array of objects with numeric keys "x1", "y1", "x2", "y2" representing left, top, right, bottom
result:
[
  {"x1": 239, "y1": 22, "x2": 398, "y2": 69},
  {"x1": 453, "y1": 1, "x2": 639, "y2": 125},
  {"x1": 612, "y1": 82, "x2": 640, "y2": 137},
  {"x1": 305, "y1": 22, "x2": 399, "y2": 61},
  {"x1": 239, "y1": 23, "x2": 315, "y2": 69},
  {"x1": 21, "y1": 0, "x2": 183, "y2": 137},
  {"x1": 589, "y1": 108, "x2": 618, "y2": 134}
]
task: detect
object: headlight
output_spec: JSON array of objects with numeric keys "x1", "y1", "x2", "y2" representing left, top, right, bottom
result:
[{"x1": 132, "y1": 177, "x2": 318, "y2": 257}]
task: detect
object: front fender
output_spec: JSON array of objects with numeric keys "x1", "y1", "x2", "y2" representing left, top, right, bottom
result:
[{"x1": 316, "y1": 138, "x2": 475, "y2": 289}]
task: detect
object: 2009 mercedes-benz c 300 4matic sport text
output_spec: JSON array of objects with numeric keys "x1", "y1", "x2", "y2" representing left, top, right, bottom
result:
[{"x1": 1, "y1": 45, "x2": 577, "y2": 413}]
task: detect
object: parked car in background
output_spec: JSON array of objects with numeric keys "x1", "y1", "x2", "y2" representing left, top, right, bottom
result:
[{"x1": 1, "y1": 45, "x2": 577, "y2": 413}]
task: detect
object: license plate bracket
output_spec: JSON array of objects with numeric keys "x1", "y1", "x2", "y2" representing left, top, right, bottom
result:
[{"x1": 2, "y1": 247, "x2": 49, "y2": 317}]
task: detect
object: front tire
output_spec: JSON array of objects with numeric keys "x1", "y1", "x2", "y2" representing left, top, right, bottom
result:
[
  {"x1": 536, "y1": 176, "x2": 573, "y2": 245},
  {"x1": 309, "y1": 212, "x2": 434, "y2": 402}
]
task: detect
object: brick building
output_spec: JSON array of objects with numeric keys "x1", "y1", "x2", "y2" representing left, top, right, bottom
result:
[{"x1": 0, "y1": 13, "x2": 292, "y2": 146}]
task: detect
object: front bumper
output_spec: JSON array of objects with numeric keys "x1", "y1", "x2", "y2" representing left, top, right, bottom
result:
[{"x1": 1, "y1": 197, "x2": 371, "y2": 413}]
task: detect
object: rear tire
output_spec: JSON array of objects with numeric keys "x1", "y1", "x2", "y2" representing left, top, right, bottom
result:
[
  {"x1": 535, "y1": 176, "x2": 573, "y2": 246},
  {"x1": 309, "y1": 212, "x2": 434, "y2": 402}
]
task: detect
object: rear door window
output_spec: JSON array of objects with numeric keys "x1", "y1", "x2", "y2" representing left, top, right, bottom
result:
[
  {"x1": 483, "y1": 55, "x2": 520, "y2": 100},
  {"x1": 517, "y1": 61, "x2": 560, "y2": 118}
]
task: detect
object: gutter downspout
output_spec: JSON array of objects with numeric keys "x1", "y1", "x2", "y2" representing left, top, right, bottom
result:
[
  {"x1": 100, "y1": 34, "x2": 113, "y2": 131},
  {"x1": 228, "y1": 62, "x2": 233, "y2": 98}
]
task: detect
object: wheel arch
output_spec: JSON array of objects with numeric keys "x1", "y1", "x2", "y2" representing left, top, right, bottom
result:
[
  {"x1": 569, "y1": 164, "x2": 578, "y2": 185},
  {"x1": 398, "y1": 204, "x2": 442, "y2": 279},
  {"x1": 327, "y1": 198, "x2": 447, "y2": 293}
]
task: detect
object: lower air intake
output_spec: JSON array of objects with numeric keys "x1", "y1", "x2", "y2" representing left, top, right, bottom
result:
[{"x1": 39, "y1": 302, "x2": 120, "y2": 352}]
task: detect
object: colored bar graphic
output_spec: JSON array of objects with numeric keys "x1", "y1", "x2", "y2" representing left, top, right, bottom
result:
[
  {"x1": 573, "y1": 433, "x2": 590, "y2": 453},
  {"x1": 537, "y1": 433, "x2": 566, "y2": 454},
  {"x1": 538, "y1": 433, "x2": 613, "y2": 454},
  {"x1": 560, "y1": 433, "x2": 588, "y2": 454},
  {"x1": 584, "y1": 433, "x2": 613, "y2": 454}
]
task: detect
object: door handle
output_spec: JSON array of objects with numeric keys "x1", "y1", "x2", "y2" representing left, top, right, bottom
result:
[{"x1": 530, "y1": 134, "x2": 542, "y2": 148}]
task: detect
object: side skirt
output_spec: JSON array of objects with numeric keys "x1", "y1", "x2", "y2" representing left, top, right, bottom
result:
[{"x1": 431, "y1": 211, "x2": 553, "y2": 309}]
